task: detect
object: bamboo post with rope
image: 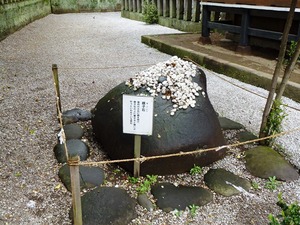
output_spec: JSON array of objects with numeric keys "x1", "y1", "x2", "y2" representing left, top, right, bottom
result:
[
  {"x1": 69, "y1": 156, "x2": 82, "y2": 225},
  {"x1": 52, "y1": 64, "x2": 82, "y2": 225},
  {"x1": 52, "y1": 64, "x2": 62, "y2": 119}
]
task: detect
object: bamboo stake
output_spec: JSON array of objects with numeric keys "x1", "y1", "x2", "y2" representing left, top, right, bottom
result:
[
  {"x1": 69, "y1": 156, "x2": 82, "y2": 225},
  {"x1": 52, "y1": 64, "x2": 62, "y2": 118}
]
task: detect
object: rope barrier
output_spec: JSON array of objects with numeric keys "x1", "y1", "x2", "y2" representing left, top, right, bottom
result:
[
  {"x1": 58, "y1": 57, "x2": 300, "y2": 112},
  {"x1": 78, "y1": 126, "x2": 300, "y2": 167},
  {"x1": 52, "y1": 58, "x2": 300, "y2": 167},
  {"x1": 58, "y1": 64, "x2": 155, "y2": 70}
]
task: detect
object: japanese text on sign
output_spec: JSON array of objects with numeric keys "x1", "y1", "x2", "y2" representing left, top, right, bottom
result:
[{"x1": 122, "y1": 95, "x2": 154, "y2": 135}]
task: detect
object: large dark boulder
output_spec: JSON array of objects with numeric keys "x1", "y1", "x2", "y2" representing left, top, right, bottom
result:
[{"x1": 92, "y1": 68, "x2": 226, "y2": 175}]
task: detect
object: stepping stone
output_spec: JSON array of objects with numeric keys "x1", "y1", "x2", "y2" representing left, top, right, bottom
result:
[
  {"x1": 204, "y1": 168, "x2": 251, "y2": 197},
  {"x1": 218, "y1": 117, "x2": 244, "y2": 130},
  {"x1": 63, "y1": 124, "x2": 84, "y2": 140},
  {"x1": 53, "y1": 139, "x2": 89, "y2": 163},
  {"x1": 62, "y1": 108, "x2": 92, "y2": 124},
  {"x1": 137, "y1": 193, "x2": 154, "y2": 211},
  {"x1": 244, "y1": 146, "x2": 299, "y2": 181},
  {"x1": 151, "y1": 182, "x2": 213, "y2": 212},
  {"x1": 58, "y1": 164, "x2": 105, "y2": 191},
  {"x1": 72, "y1": 187, "x2": 137, "y2": 225},
  {"x1": 237, "y1": 131, "x2": 257, "y2": 142}
]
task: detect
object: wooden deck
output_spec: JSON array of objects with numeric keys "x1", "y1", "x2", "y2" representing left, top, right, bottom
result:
[
  {"x1": 201, "y1": 0, "x2": 300, "y2": 7},
  {"x1": 200, "y1": 1, "x2": 300, "y2": 51}
]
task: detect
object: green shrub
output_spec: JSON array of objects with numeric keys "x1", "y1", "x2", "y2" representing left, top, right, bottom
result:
[
  {"x1": 128, "y1": 176, "x2": 139, "y2": 184},
  {"x1": 265, "y1": 176, "x2": 280, "y2": 191},
  {"x1": 143, "y1": 1, "x2": 158, "y2": 24},
  {"x1": 189, "y1": 164, "x2": 202, "y2": 175},
  {"x1": 264, "y1": 100, "x2": 287, "y2": 146},
  {"x1": 269, "y1": 193, "x2": 300, "y2": 225},
  {"x1": 189, "y1": 204, "x2": 199, "y2": 218},
  {"x1": 136, "y1": 175, "x2": 158, "y2": 194},
  {"x1": 286, "y1": 41, "x2": 300, "y2": 61}
]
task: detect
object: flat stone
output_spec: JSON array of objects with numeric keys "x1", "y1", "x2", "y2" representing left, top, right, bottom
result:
[
  {"x1": 92, "y1": 68, "x2": 226, "y2": 175},
  {"x1": 53, "y1": 139, "x2": 89, "y2": 163},
  {"x1": 244, "y1": 146, "x2": 299, "y2": 181},
  {"x1": 62, "y1": 108, "x2": 92, "y2": 124},
  {"x1": 137, "y1": 193, "x2": 154, "y2": 211},
  {"x1": 63, "y1": 124, "x2": 84, "y2": 140},
  {"x1": 151, "y1": 182, "x2": 213, "y2": 212},
  {"x1": 204, "y1": 168, "x2": 251, "y2": 197},
  {"x1": 73, "y1": 187, "x2": 136, "y2": 225},
  {"x1": 237, "y1": 131, "x2": 257, "y2": 142},
  {"x1": 58, "y1": 164, "x2": 105, "y2": 191},
  {"x1": 218, "y1": 117, "x2": 244, "y2": 130}
]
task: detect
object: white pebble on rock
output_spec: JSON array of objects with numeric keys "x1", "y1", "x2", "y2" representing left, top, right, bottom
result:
[{"x1": 125, "y1": 56, "x2": 203, "y2": 115}]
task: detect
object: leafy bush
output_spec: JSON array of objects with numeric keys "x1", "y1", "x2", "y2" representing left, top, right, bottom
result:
[
  {"x1": 190, "y1": 164, "x2": 202, "y2": 175},
  {"x1": 265, "y1": 176, "x2": 280, "y2": 191},
  {"x1": 189, "y1": 204, "x2": 199, "y2": 218},
  {"x1": 136, "y1": 175, "x2": 158, "y2": 194},
  {"x1": 143, "y1": 0, "x2": 158, "y2": 24},
  {"x1": 269, "y1": 193, "x2": 300, "y2": 225},
  {"x1": 286, "y1": 41, "x2": 300, "y2": 61},
  {"x1": 128, "y1": 176, "x2": 139, "y2": 184},
  {"x1": 251, "y1": 181, "x2": 260, "y2": 190},
  {"x1": 264, "y1": 99, "x2": 287, "y2": 145}
]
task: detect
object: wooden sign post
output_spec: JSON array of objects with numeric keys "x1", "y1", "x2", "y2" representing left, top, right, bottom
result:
[{"x1": 122, "y1": 95, "x2": 154, "y2": 177}]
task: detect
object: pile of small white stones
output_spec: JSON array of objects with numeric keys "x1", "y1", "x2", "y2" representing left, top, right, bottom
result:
[{"x1": 125, "y1": 56, "x2": 205, "y2": 116}]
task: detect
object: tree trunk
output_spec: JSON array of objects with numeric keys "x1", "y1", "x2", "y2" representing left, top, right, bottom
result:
[
  {"x1": 259, "y1": 0, "x2": 298, "y2": 141},
  {"x1": 276, "y1": 40, "x2": 300, "y2": 100}
]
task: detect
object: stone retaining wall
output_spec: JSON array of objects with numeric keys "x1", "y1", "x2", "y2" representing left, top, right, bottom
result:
[
  {"x1": 121, "y1": 0, "x2": 202, "y2": 32},
  {"x1": 0, "y1": 0, "x2": 122, "y2": 41},
  {"x1": 0, "y1": 0, "x2": 51, "y2": 41},
  {"x1": 50, "y1": 0, "x2": 122, "y2": 14}
]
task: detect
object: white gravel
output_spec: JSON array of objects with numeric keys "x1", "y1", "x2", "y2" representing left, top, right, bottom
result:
[
  {"x1": 0, "y1": 12, "x2": 299, "y2": 225},
  {"x1": 205, "y1": 70, "x2": 300, "y2": 168}
]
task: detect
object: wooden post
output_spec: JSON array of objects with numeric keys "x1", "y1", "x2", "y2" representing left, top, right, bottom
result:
[
  {"x1": 191, "y1": 0, "x2": 200, "y2": 22},
  {"x1": 133, "y1": 135, "x2": 141, "y2": 177},
  {"x1": 163, "y1": 0, "x2": 170, "y2": 17},
  {"x1": 157, "y1": 0, "x2": 163, "y2": 16},
  {"x1": 128, "y1": 0, "x2": 133, "y2": 12},
  {"x1": 239, "y1": 9, "x2": 250, "y2": 46},
  {"x1": 176, "y1": 0, "x2": 184, "y2": 20},
  {"x1": 52, "y1": 64, "x2": 62, "y2": 118},
  {"x1": 137, "y1": 0, "x2": 142, "y2": 13},
  {"x1": 133, "y1": 0, "x2": 137, "y2": 12},
  {"x1": 183, "y1": 0, "x2": 192, "y2": 21},
  {"x1": 169, "y1": 0, "x2": 176, "y2": 18},
  {"x1": 69, "y1": 156, "x2": 82, "y2": 225},
  {"x1": 201, "y1": 5, "x2": 210, "y2": 37}
]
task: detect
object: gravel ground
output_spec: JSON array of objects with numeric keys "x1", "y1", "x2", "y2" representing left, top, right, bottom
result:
[{"x1": 0, "y1": 12, "x2": 299, "y2": 225}]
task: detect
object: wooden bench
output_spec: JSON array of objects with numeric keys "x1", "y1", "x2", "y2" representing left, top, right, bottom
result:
[{"x1": 200, "y1": 2, "x2": 300, "y2": 50}]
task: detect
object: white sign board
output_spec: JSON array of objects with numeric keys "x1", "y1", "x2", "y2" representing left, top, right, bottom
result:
[{"x1": 122, "y1": 95, "x2": 154, "y2": 135}]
